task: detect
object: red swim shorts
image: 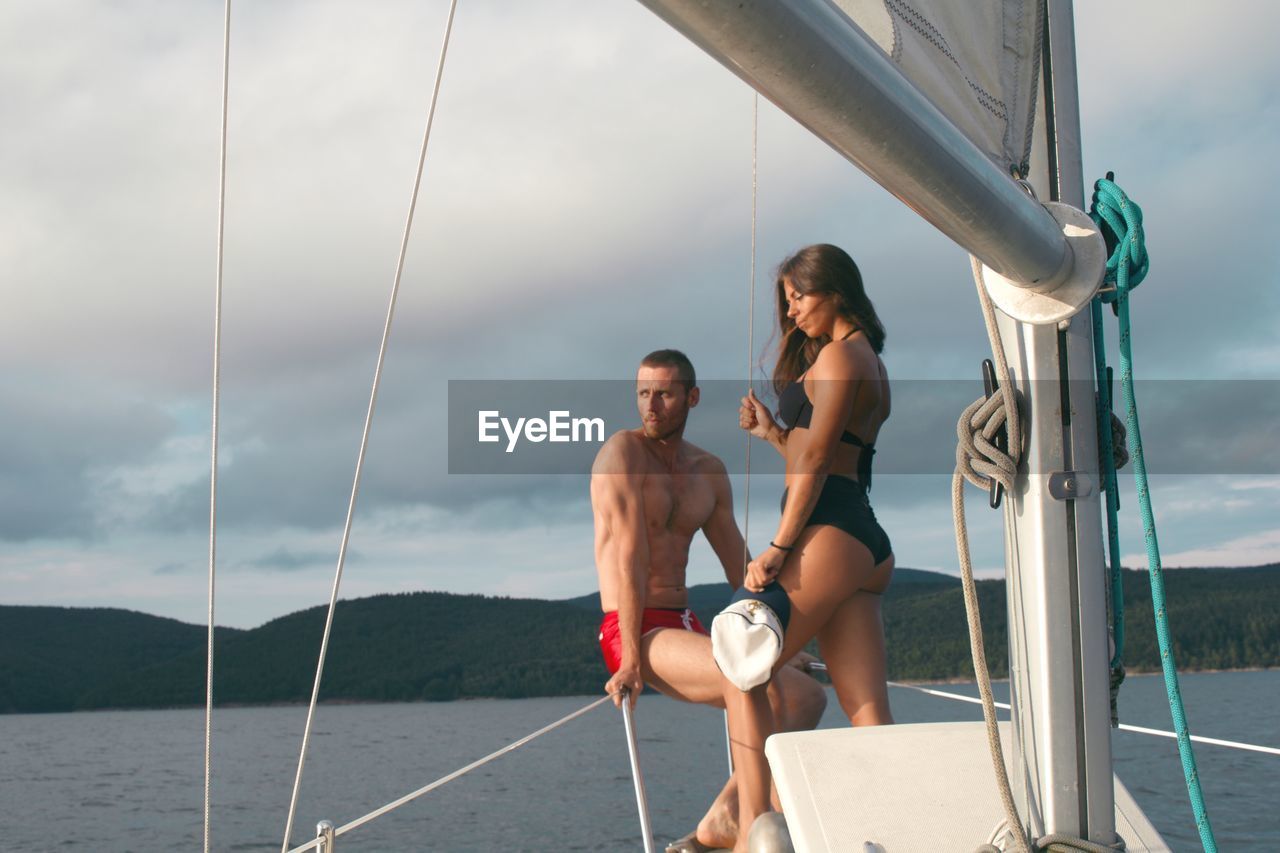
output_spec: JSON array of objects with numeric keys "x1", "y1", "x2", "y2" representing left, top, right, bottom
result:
[{"x1": 598, "y1": 607, "x2": 709, "y2": 674}]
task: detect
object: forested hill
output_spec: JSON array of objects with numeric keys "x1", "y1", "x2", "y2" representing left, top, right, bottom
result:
[
  {"x1": 2, "y1": 566, "x2": 1276, "y2": 714},
  {"x1": 0, "y1": 607, "x2": 244, "y2": 713}
]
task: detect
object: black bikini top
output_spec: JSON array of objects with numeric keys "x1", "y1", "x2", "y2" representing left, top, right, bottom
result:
[{"x1": 777, "y1": 376, "x2": 877, "y2": 489}]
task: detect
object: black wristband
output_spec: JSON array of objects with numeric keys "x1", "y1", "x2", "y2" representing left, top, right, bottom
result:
[{"x1": 769, "y1": 540, "x2": 794, "y2": 552}]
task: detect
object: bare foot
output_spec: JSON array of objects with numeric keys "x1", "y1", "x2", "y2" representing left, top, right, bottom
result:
[{"x1": 696, "y1": 804, "x2": 738, "y2": 850}]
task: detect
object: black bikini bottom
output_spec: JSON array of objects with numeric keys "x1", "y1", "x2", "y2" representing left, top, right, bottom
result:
[{"x1": 781, "y1": 475, "x2": 893, "y2": 565}]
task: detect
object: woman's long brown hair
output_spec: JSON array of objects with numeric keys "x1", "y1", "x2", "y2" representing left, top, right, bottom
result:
[{"x1": 771, "y1": 244, "x2": 886, "y2": 395}]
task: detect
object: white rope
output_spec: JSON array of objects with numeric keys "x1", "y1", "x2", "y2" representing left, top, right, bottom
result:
[
  {"x1": 283, "y1": 696, "x2": 613, "y2": 853},
  {"x1": 887, "y1": 680, "x2": 1006, "y2": 707},
  {"x1": 887, "y1": 682, "x2": 1280, "y2": 756},
  {"x1": 205, "y1": 3, "x2": 232, "y2": 851},
  {"x1": 956, "y1": 256, "x2": 1021, "y2": 492},
  {"x1": 742, "y1": 91, "x2": 758, "y2": 575},
  {"x1": 1115, "y1": 723, "x2": 1280, "y2": 757},
  {"x1": 954, "y1": 256, "x2": 1029, "y2": 853},
  {"x1": 279, "y1": 1, "x2": 460, "y2": 848}
]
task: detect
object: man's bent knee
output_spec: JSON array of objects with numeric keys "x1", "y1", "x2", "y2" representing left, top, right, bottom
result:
[{"x1": 640, "y1": 628, "x2": 728, "y2": 707}]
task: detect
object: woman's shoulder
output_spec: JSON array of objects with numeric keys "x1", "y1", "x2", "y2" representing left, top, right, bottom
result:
[{"x1": 811, "y1": 334, "x2": 881, "y2": 380}]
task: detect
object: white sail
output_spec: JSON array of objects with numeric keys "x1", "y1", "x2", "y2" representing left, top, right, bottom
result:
[{"x1": 832, "y1": 0, "x2": 1043, "y2": 176}]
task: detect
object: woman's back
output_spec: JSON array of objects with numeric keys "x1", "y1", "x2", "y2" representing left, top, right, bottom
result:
[{"x1": 784, "y1": 332, "x2": 889, "y2": 484}]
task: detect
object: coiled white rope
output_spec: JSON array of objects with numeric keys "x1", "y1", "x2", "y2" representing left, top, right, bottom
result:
[
  {"x1": 205, "y1": 2, "x2": 232, "y2": 851},
  {"x1": 953, "y1": 256, "x2": 1028, "y2": 853},
  {"x1": 279, "y1": 1, "x2": 460, "y2": 849},
  {"x1": 283, "y1": 696, "x2": 613, "y2": 853}
]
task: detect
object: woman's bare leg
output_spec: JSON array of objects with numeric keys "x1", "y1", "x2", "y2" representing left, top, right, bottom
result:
[
  {"x1": 634, "y1": 628, "x2": 826, "y2": 849},
  {"x1": 818, "y1": 581, "x2": 894, "y2": 726},
  {"x1": 724, "y1": 524, "x2": 880, "y2": 848}
]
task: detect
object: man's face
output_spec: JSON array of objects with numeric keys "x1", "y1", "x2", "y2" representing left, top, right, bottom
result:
[{"x1": 636, "y1": 365, "x2": 698, "y2": 441}]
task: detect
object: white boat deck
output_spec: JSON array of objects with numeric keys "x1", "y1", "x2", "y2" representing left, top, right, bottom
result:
[{"x1": 767, "y1": 722, "x2": 1169, "y2": 852}]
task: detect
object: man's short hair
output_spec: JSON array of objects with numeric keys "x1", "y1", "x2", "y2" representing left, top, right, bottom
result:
[{"x1": 640, "y1": 349, "x2": 696, "y2": 391}]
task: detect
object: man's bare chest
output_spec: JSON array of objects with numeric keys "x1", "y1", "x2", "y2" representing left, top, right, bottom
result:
[{"x1": 641, "y1": 474, "x2": 715, "y2": 536}]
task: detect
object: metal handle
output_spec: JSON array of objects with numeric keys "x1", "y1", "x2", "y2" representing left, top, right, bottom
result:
[{"x1": 620, "y1": 689, "x2": 656, "y2": 853}]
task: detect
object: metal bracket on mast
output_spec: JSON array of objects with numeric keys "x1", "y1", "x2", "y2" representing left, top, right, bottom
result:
[
  {"x1": 981, "y1": 202, "x2": 1106, "y2": 325},
  {"x1": 1048, "y1": 471, "x2": 1095, "y2": 500}
]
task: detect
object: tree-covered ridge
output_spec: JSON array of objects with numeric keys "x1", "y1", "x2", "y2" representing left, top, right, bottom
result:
[
  {"x1": 1, "y1": 566, "x2": 1275, "y2": 713},
  {"x1": 0, "y1": 606, "x2": 243, "y2": 713}
]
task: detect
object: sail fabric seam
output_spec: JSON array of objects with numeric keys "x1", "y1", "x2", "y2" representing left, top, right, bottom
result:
[
  {"x1": 887, "y1": 1, "x2": 904, "y2": 64},
  {"x1": 887, "y1": 0, "x2": 1009, "y2": 123},
  {"x1": 1018, "y1": 0, "x2": 1045, "y2": 176},
  {"x1": 1001, "y1": 0, "x2": 1013, "y2": 167},
  {"x1": 278, "y1": 1, "x2": 461, "y2": 849},
  {"x1": 836, "y1": 0, "x2": 1042, "y2": 172}
]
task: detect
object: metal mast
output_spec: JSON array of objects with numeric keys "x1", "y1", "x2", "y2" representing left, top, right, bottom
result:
[{"x1": 634, "y1": 0, "x2": 1118, "y2": 844}]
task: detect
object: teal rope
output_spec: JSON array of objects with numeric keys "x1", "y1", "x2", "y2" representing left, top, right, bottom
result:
[
  {"x1": 1091, "y1": 178, "x2": 1149, "y2": 301},
  {"x1": 1089, "y1": 176, "x2": 1127, "y2": 701},
  {"x1": 1089, "y1": 177, "x2": 1216, "y2": 852},
  {"x1": 1091, "y1": 301, "x2": 1125, "y2": 671}
]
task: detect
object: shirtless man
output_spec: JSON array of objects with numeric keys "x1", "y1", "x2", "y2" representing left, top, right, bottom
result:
[{"x1": 592, "y1": 349, "x2": 827, "y2": 852}]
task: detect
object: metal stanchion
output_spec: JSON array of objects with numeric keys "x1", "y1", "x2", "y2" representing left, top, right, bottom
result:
[
  {"x1": 315, "y1": 820, "x2": 335, "y2": 853},
  {"x1": 620, "y1": 688, "x2": 656, "y2": 853}
]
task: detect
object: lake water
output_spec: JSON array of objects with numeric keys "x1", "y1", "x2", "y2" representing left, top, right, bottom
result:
[{"x1": 1, "y1": 671, "x2": 1275, "y2": 851}]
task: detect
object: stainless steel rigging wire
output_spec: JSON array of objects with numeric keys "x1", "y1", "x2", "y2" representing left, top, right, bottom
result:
[
  {"x1": 279, "y1": 1, "x2": 461, "y2": 848},
  {"x1": 205, "y1": 2, "x2": 232, "y2": 850},
  {"x1": 283, "y1": 696, "x2": 613, "y2": 853}
]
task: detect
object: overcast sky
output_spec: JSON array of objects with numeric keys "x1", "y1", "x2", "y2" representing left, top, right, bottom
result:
[{"x1": 2, "y1": 1, "x2": 1277, "y2": 629}]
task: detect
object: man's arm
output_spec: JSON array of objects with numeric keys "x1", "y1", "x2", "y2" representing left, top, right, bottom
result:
[
  {"x1": 590, "y1": 434, "x2": 650, "y2": 708},
  {"x1": 701, "y1": 456, "x2": 746, "y2": 590}
]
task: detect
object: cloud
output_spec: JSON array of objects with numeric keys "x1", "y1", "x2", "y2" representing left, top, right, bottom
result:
[
  {"x1": 4, "y1": 0, "x2": 1280, "y2": 626},
  {"x1": 1116, "y1": 475, "x2": 1280, "y2": 569},
  {"x1": 1076, "y1": 3, "x2": 1280, "y2": 130},
  {"x1": 242, "y1": 545, "x2": 339, "y2": 573},
  {"x1": 1229, "y1": 478, "x2": 1280, "y2": 492},
  {"x1": 0, "y1": 378, "x2": 175, "y2": 541},
  {"x1": 1145, "y1": 529, "x2": 1280, "y2": 570}
]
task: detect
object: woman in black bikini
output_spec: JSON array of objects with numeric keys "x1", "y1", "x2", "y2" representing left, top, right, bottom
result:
[{"x1": 726, "y1": 243, "x2": 894, "y2": 850}]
